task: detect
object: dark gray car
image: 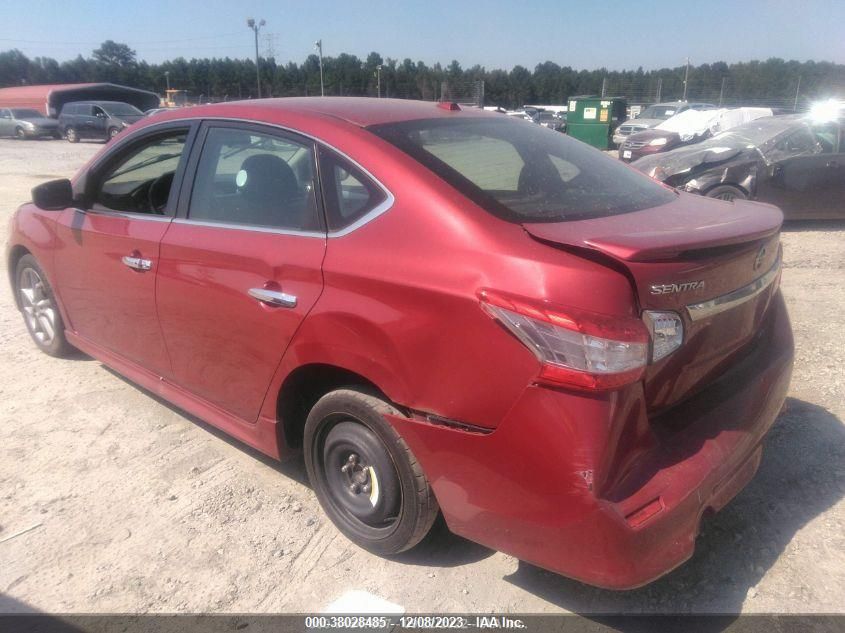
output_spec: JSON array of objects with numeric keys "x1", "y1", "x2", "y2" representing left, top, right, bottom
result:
[
  {"x1": 58, "y1": 101, "x2": 145, "y2": 142},
  {"x1": 0, "y1": 108, "x2": 60, "y2": 139}
]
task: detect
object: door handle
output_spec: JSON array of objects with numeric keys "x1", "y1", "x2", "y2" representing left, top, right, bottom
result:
[
  {"x1": 826, "y1": 160, "x2": 839, "y2": 168},
  {"x1": 248, "y1": 287, "x2": 297, "y2": 308},
  {"x1": 121, "y1": 255, "x2": 152, "y2": 271}
]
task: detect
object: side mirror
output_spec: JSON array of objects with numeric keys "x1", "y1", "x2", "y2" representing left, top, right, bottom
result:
[{"x1": 32, "y1": 179, "x2": 74, "y2": 210}]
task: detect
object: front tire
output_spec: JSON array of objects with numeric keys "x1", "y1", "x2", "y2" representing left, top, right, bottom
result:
[
  {"x1": 65, "y1": 127, "x2": 79, "y2": 143},
  {"x1": 108, "y1": 127, "x2": 120, "y2": 139},
  {"x1": 15, "y1": 127, "x2": 26, "y2": 139},
  {"x1": 15, "y1": 254, "x2": 74, "y2": 357},
  {"x1": 705, "y1": 184, "x2": 748, "y2": 202},
  {"x1": 304, "y1": 389, "x2": 439, "y2": 555}
]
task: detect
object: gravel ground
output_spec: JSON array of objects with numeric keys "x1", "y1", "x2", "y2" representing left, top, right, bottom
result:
[{"x1": 0, "y1": 138, "x2": 842, "y2": 615}]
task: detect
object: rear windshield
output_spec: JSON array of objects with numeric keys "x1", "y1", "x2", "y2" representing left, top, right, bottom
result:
[
  {"x1": 639, "y1": 105, "x2": 682, "y2": 119},
  {"x1": 369, "y1": 117, "x2": 674, "y2": 223}
]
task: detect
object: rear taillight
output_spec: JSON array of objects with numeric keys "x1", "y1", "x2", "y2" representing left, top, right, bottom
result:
[{"x1": 479, "y1": 290, "x2": 649, "y2": 391}]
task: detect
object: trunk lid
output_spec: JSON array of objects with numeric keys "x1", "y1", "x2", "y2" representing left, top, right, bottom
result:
[{"x1": 524, "y1": 193, "x2": 783, "y2": 412}]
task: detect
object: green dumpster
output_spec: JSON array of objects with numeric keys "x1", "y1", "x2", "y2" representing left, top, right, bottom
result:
[{"x1": 565, "y1": 96, "x2": 627, "y2": 150}]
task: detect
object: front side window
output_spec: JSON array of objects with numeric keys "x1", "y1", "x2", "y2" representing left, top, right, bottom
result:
[
  {"x1": 93, "y1": 130, "x2": 188, "y2": 214},
  {"x1": 369, "y1": 117, "x2": 674, "y2": 223},
  {"x1": 765, "y1": 126, "x2": 819, "y2": 161},
  {"x1": 188, "y1": 127, "x2": 320, "y2": 231}
]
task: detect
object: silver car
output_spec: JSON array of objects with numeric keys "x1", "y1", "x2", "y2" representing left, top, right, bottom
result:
[
  {"x1": 612, "y1": 102, "x2": 716, "y2": 146},
  {"x1": 0, "y1": 108, "x2": 60, "y2": 139}
]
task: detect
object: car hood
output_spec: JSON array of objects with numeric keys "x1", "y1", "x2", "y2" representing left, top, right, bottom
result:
[
  {"x1": 21, "y1": 117, "x2": 58, "y2": 127},
  {"x1": 631, "y1": 143, "x2": 751, "y2": 178},
  {"x1": 620, "y1": 118, "x2": 663, "y2": 129},
  {"x1": 626, "y1": 128, "x2": 681, "y2": 143}
]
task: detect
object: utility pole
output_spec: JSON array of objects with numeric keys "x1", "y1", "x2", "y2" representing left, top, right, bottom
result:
[
  {"x1": 246, "y1": 18, "x2": 266, "y2": 98},
  {"x1": 794, "y1": 75, "x2": 801, "y2": 111},
  {"x1": 682, "y1": 57, "x2": 690, "y2": 101},
  {"x1": 656, "y1": 77, "x2": 662, "y2": 103},
  {"x1": 376, "y1": 64, "x2": 382, "y2": 98},
  {"x1": 315, "y1": 40, "x2": 324, "y2": 96},
  {"x1": 164, "y1": 71, "x2": 170, "y2": 93},
  {"x1": 718, "y1": 76, "x2": 726, "y2": 106},
  {"x1": 601, "y1": 77, "x2": 606, "y2": 98}
]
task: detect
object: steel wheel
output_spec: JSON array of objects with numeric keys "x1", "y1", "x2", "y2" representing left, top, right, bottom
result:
[
  {"x1": 304, "y1": 389, "x2": 439, "y2": 555},
  {"x1": 320, "y1": 420, "x2": 402, "y2": 533},
  {"x1": 19, "y1": 267, "x2": 57, "y2": 346}
]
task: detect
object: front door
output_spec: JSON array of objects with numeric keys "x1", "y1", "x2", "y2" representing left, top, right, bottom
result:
[
  {"x1": 757, "y1": 121, "x2": 845, "y2": 219},
  {"x1": 156, "y1": 123, "x2": 326, "y2": 422},
  {"x1": 53, "y1": 124, "x2": 195, "y2": 376}
]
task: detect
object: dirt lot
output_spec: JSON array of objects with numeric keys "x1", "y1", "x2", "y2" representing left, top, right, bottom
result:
[{"x1": 0, "y1": 138, "x2": 842, "y2": 615}]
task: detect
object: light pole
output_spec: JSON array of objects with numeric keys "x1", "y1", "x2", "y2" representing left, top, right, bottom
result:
[
  {"x1": 376, "y1": 64, "x2": 382, "y2": 98},
  {"x1": 314, "y1": 40, "x2": 324, "y2": 96},
  {"x1": 164, "y1": 71, "x2": 170, "y2": 93},
  {"x1": 247, "y1": 18, "x2": 266, "y2": 98},
  {"x1": 682, "y1": 57, "x2": 690, "y2": 101}
]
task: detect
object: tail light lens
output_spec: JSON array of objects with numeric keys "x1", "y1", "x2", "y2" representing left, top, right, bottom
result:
[{"x1": 479, "y1": 290, "x2": 649, "y2": 391}]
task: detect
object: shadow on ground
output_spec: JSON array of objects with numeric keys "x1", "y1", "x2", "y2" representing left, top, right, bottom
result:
[
  {"x1": 87, "y1": 362, "x2": 845, "y2": 614},
  {"x1": 100, "y1": 366, "x2": 310, "y2": 487},
  {"x1": 782, "y1": 220, "x2": 845, "y2": 233},
  {"x1": 503, "y1": 398, "x2": 844, "y2": 614}
]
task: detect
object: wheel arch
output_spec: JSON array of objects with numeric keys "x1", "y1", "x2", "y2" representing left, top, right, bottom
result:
[{"x1": 275, "y1": 362, "x2": 403, "y2": 452}]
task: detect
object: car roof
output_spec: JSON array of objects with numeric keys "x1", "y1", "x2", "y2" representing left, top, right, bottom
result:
[{"x1": 153, "y1": 97, "x2": 497, "y2": 128}]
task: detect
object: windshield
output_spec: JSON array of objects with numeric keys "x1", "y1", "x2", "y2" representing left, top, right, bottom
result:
[
  {"x1": 11, "y1": 109, "x2": 43, "y2": 119},
  {"x1": 369, "y1": 117, "x2": 675, "y2": 223},
  {"x1": 103, "y1": 103, "x2": 143, "y2": 117},
  {"x1": 639, "y1": 105, "x2": 682, "y2": 120}
]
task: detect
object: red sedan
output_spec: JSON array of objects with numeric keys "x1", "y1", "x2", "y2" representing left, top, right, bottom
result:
[{"x1": 6, "y1": 98, "x2": 793, "y2": 589}]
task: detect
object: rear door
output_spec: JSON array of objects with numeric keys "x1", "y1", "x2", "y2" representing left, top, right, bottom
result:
[
  {"x1": 156, "y1": 122, "x2": 326, "y2": 422},
  {"x1": 53, "y1": 123, "x2": 197, "y2": 376}
]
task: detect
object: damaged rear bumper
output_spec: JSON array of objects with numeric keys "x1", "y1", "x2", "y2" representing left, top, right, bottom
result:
[{"x1": 385, "y1": 292, "x2": 793, "y2": 589}]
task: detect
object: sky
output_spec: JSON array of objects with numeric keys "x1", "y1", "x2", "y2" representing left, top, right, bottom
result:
[{"x1": 2, "y1": 0, "x2": 844, "y2": 71}]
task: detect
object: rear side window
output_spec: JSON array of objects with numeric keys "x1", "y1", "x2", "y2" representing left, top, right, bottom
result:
[
  {"x1": 369, "y1": 117, "x2": 674, "y2": 223},
  {"x1": 188, "y1": 127, "x2": 320, "y2": 231},
  {"x1": 318, "y1": 147, "x2": 387, "y2": 232}
]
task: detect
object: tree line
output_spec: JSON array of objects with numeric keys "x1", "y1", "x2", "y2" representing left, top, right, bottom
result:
[{"x1": 1, "y1": 40, "x2": 843, "y2": 109}]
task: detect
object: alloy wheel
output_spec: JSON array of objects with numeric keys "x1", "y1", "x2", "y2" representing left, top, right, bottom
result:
[{"x1": 19, "y1": 267, "x2": 57, "y2": 346}]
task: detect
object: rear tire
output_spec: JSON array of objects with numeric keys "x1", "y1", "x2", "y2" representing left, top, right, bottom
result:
[
  {"x1": 705, "y1": 185, "x2": 747, "y2": 202},
  {"x1": 65, "y1": 127, "x2": 78, "y2": 143},
  {"x1": 15, "y1": 254, "x2": 74, "y2": 357},
  {"x1": 304, "y1": 389, "x2": 439, "y2": 555}
]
